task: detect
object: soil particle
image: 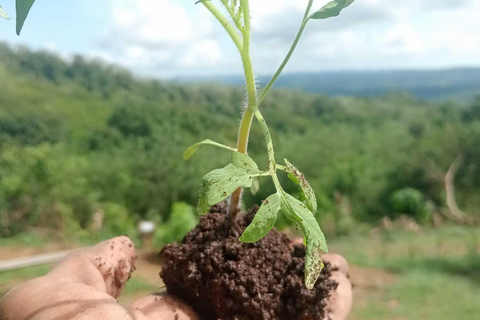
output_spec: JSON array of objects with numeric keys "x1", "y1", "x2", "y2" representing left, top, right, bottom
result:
[{"x1": 161, "y1": 204, "x2": 337, "y2": 320}]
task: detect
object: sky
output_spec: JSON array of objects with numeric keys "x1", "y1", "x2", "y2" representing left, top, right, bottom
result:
[{"x1": 0, "y1": 0, "x2": 479, "y2": 78}]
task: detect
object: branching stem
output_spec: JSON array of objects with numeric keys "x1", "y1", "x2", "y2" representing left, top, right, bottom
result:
[{"x1": 257, "y1": 0, "x2": 314, "y2": 107}]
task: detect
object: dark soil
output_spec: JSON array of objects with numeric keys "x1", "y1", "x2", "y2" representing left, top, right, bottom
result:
[{"x1": 160, "y1": 204, "x2": 338, "y2": 320}]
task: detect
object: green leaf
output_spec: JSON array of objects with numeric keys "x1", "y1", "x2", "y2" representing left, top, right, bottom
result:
[
  {"x1": 16, "y1": 0, "x2": 36, "y2": 35},
  {"x1": 0, "y1": 5, "x2": 11, "y2": 20},
  {"x1": 280, "y1": 192, "x2": 328, "y2": 289},
  {"x1": 309, "y1": 0, "x2": 355, "y2": 20},
  {"x1": 250, "y1": 177, "x2": 259, "y2": 195},
  {"x1": 195, "y1": 0, "x2": 211, "y2": 4},
  {"x1": 183, "y1": 139, "x2": 236, "y2": 160},
  {"x1": 285, "y1": 159, "x2": 317, "y2": 213},
  {"x1": 198, "y1": 164, "x2": 256, "y2": 213},
  {"x1": 240, "y1": 193, "x2": 280, "y2": 243},
  {"x1": 231, "y1": 152, "x2": 259, "y2": 173}
]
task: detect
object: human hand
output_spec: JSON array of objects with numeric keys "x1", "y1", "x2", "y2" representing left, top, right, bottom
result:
[{"x1": 0, "y1": 236, "x2": 352, "y2": 320}]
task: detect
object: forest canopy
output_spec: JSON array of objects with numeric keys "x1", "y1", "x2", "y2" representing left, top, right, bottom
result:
[{"x1": 1, "y1": 43, "x2": 479, "y2": 239}]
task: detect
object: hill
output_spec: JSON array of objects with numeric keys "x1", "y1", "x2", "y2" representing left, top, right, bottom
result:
[
  {"x1": 182, "y1": 68, "x2": 480, "y2": 101},
  {"x1": 1, "y1": 42, "x2": 480, "y2": 240}
]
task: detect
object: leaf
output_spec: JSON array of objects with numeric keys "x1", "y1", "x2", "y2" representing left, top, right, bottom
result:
[
  {"x1": 240, "y1": 193, "x2": 280, "y2": 243},
  {"x1": 280, "y1": 192, "x2": 328, "y2": 289},
  {"x1": 195, "y1": 0, "x2": 211, "y2": 4},
  {"x1": 309, "y1": 0, "x2": 355, "y2": 20},
  {"x1": 250, "y1": 177, "x2": 259, "y2": 195},
  {"x1": 16, "y1": 0, "x2": 36, "y2": 35},
  {"x1": 285, "y1": 159, "x2": 317, "y2": 214},
  {"x1": 0, "y1": 5, "x2": 11, "y2": 20},
  {"x1": 183, "y1": 139, "x2": 236, "y2": 160},
  {"x1": 198, "y1": 164, "x2": 256, "y2": 213},
  {"x1": 231, "y1": 152, "x2": 259, "y2": 173}
]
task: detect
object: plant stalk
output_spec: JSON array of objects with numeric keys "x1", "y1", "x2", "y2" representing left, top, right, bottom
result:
[
  {"x1": 257, "y1": 0, "x2": 314, "y2": 107},
  {"x1": 230, "y1": 0, "x2": 257, "y2": 220}
]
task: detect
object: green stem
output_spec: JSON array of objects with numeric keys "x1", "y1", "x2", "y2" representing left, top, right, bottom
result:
[
  {"x1": 230, "y1": 0, "x2": 257, "y2": 218},
  {"x1": 256, "y1": 0, "x2": 314, "y2": 107},
  {"x1": 254, "y1": 110, "x2": 283, "y2": 192},
  {"x1": 224, "y1": 0, "x2": 243, "y2": 30},
  {"x1": 202, "y1": 1, "x2": 243, "y2": 52}
]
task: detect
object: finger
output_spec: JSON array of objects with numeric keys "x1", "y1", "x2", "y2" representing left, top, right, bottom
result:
[
  {"x1": 325, "y1": 272, "x2": 353, "y2": 320},
  {"x1": 129, "y1": 293, "x2": 199, "y2": 320},
  {"x1": 321, "y1": 253, "x2": 349, "y2": 276},
  {"x1": 49, "y1": 235, "x2": 137, "y2": 298},
  {"x1": 0, "y1": 236, "x2": 138, "y2": 320}
]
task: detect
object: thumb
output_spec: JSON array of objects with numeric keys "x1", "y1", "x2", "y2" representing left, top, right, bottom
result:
[{"x1": 49, "y1": 235, "x2": 137, "y2": 298}]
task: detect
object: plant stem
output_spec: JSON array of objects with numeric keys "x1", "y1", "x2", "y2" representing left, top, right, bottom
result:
[
  {"x1": 257, "y1": 0, "x2": 314, "y2": 107},
  {"x1": 202, "y1": 1, "x2": 243, "y2": 52},
  {"x1": 255, "y1": 110, "x2": 283, "y2": 192},
  {"x1": 230, "y1": 0, "x2": 257, "y2": 219}
]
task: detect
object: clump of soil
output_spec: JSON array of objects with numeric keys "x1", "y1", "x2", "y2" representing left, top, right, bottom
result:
[{"x1": 160, "y1": 204, "x2": 338, "y2": 320}]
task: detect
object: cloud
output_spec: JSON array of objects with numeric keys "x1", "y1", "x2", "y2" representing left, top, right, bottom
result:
[{"x1": 88, "y1": 0, "x2": 480, "y2": 77}]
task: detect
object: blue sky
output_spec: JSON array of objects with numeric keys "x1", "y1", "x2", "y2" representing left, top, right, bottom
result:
[{"x1": 1, "y1": 0, "x2": 479, "y2": 78}]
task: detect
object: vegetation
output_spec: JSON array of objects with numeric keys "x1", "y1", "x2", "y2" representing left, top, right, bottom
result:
[{"x1": 1, "y1": 40, "x2": 480, "y2": 238}]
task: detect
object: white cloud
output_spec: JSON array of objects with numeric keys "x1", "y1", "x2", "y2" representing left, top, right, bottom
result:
[{"x1": 88, "y1": 0, "x2": 480, "y2": 76}]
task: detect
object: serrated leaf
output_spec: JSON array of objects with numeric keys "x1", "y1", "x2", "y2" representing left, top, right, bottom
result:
[
  {"x1": 240, "y1": 193, "x2": 280, "y2": 243},
  {"x1": 250, "y1": 177, "x2": 259, "y2": 195},
  {"x1": 231, "y1": 152, "x2": 259, "y2": 173},
  {"x1": 280, "y1": 192, "x2": 327, "y2": 289},
  {"x1": 309, "y1": 0, "x2": 355, "y2": 20},
  {"x1": 183, "y1": 139, "x2": 236, "y2": 160},
  {"x1": 198, "y1": 164, "x2": 255, "y2": 213},
  {"x1": 0, "y1": 5, "x2": 11, "y2": 20},
  {"x1": 16, "y1": 0, "x2": 36, "y2": 35},
  {"x1": 285, "y1": 159, "x2": 317, "y2": 214}
]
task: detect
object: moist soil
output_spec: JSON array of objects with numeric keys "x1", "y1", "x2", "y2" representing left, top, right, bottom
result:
[{"x1": 160, "y1": 204, "x2": 338, "y2": 320}]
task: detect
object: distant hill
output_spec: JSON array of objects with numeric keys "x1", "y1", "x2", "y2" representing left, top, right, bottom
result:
[{"x1": 181, "y1": 68, "x2": 480, "y2": 101}]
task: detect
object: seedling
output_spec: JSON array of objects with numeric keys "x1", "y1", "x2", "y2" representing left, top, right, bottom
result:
[
  {"x1": 3, "y1": 0, "x2": 356, "y2": 289},
  {"x1": 185, "y1": 0, "x2": 356, "y2": 289}
]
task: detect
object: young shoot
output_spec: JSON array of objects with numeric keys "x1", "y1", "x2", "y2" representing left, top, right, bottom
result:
[
  {"x1": 185, "y1": 0, "x2": 356, "y2": 289},
  {"x1": 5, "y1": 0, "x2": 356, "y2": 290}
]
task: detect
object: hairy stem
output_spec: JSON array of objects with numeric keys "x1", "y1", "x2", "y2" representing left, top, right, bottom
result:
[
  {"x1": 254, "y1": 110, "x2": 283, "y2": 192},
  {"x1": 257, "y1": 0, "x2": 314, "y2": 107},
  {"x1": 202, "y1": 1, "x2": 243, "y2": 52},
  {"x1": 230, "y1": 0, "x2": 257, "y2": 219}
]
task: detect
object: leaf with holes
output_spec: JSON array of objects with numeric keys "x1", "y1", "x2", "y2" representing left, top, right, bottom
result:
[
  {"x1": 240, "y1": 193, "x2": 280, "y2": 243},
  {"x1": 231, "y1": 151, "x2": 259, "y2": 173},
  {"x1": 309, "y1": 0, "x2": 355, "y2": 20},
  {"x1": 280, "y1": 192, "x2": 327, "y2": 289},
  {"x1": 198, "y1": 164, "x2": 257, "y2": 213},
  {"x1": 285, "y1": 159, "x2": 317, "y2": 213}
]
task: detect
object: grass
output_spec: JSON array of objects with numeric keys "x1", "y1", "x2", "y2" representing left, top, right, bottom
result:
[
  {"x1": 329, "y1": 224, "x2": 480, "y2": 320},
  {"x1": 0, "y1": 264, "x2": 52, "y2": 296}
]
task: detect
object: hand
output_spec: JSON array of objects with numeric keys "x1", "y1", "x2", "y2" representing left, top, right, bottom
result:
[{"x1": 0, "y1": 236, "x2": 352, "y2": 320}]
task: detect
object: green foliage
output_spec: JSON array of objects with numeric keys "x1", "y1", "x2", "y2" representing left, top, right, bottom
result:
[
  {"x1": 309, "y1": 0, "x2": 355, "y2": 20},
  {"x1": 154, "y1": 202, "x2": 197, "y2": 246},
  {"x1": 280, "y1": 192, "x2": 328, "y2": 289},
  {"x1": 390, "y1": 188, "x2": 434, "y2": 223},
  {"x1": 1, "y1": 42, "x2": 480, "y2": 285},
  {"x1": 184, "y1": 139, "x2": 236, "y2": 160},
  {"x1": 0, "y1": 5, "x2": 10, "y2": 19},
  {"x1": 198, "y1": 152, "x2": 261, "y2": 213},
  {"x1": 16, "y1": 0, "x2": 36, "y2": 35},
  {"x1": 240, "y1": 193, "x2": 280, "y2": 243},
  {"x1": 285, "y1": 159, "x2": 317, "y2": 213}
]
